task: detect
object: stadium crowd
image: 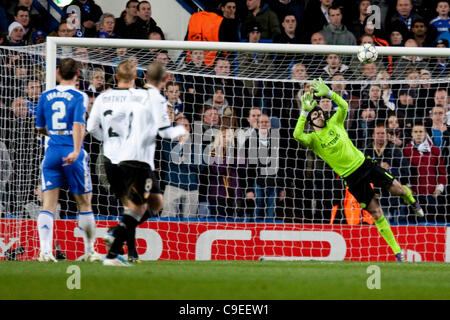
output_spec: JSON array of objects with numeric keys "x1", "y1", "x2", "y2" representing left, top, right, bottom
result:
[{"x1": 0, "y1": 0, "x2": 449, "y2": 224}]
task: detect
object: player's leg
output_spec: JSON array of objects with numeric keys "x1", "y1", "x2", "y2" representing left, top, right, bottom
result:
[
  {"x1": 38, "y1": 150, "x2": 65, "y2": 262},
  {"x1": 72, "y1": 192, "x2": 102, "y2": 261},
  {"x1": 126, "y1": 179, "x2": 163, "y2": 262},
  {"x1": 348, "y1": 177, "x2": 405, "y2": 262},
  {"x1": 67, "y1": 150, "x2": 101, "y2": 261},
  {"x1": 38, "y1": 187, "x2": 59, "y2": 262},
  {"x1": 103, "y1": 161, "x2": 150, "y2": 266},
  {"x1": 386, "y1": 179, "x2": 424, "y2": 217}
]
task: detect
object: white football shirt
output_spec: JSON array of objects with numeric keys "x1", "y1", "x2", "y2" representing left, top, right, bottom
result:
[
  {"x1": 118, "y1": 84, "x2": 187, "y2": 169},
  {"x1": 86, "y1": 88, "x2": 148, "y2": 164}
]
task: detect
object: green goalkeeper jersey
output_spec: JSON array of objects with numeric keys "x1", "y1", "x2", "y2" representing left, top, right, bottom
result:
[{"x1": 293, "y1": 92, "x2": 365, "y2": 178}]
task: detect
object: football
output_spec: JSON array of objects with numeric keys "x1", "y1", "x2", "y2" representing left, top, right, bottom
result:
[{"x1": 357, "y1": 43, "x2": 378, "y2": 64}]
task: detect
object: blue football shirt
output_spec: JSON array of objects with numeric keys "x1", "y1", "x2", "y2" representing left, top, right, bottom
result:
[{"x1": 35, "y1": 85, "x2": 88, "y2": 147}]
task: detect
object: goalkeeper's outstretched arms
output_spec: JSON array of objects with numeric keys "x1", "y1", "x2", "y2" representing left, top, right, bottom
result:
[
  {"x1": 293, "y1": 91, "x2": 316, "y2": 147},
  {"x1": 311, "y1": 78, "x2": 349, "y2": 124}
]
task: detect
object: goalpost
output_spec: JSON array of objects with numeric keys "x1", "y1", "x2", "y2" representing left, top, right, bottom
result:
[{"x1": 0, "y1": 37, "x2": 449, "y2": 262}]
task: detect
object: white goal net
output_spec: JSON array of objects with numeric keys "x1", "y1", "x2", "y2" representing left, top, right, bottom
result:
[{"x1": 0, "y1": 38, "x2": 449, "y2": 262}]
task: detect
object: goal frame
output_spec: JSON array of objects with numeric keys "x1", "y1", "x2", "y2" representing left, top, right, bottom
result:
[{"x1": 45, "y1": 36, "x2": 450, "y2": 90}]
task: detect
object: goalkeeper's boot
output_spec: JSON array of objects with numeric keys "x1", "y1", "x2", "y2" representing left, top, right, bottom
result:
[
  {"x1": 411, "y1": 201, "x2": 424, "y2": 218},
  {"x1": 103, "y1": 255, "x2": 132, "y2": 267},
  {"x1": 38, "y1": 252, "x2": 58, "y2": 263},
  {"x1": 395, "y1": 249, "x2": 406, "y2": 262}
]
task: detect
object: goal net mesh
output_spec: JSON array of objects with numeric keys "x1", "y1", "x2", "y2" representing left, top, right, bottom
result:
[{"x1": 0, "y1": 41, "x2": 448, "y2": 261}]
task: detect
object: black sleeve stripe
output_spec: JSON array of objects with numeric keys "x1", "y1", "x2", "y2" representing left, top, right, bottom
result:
[{"x1": 159, "y1": 126, "x2": 172, "y2": 131}]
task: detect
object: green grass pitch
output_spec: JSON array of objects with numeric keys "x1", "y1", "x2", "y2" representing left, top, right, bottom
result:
[{"x1": 0, "y1": 260, "x2": 449, "y2": 300}]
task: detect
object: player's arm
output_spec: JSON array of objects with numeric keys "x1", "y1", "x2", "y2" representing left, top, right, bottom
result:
[
  {"x1": 86, "y1": 97, "x2": 103, "y2": 141},
  {"x1": 62, "y1": 122, "x2": 85, "y2": 166},
  {"x1": 157, "y1": 103, "x2": 188, "y2": 140},
  {"x1": 63, "y1": 95, "x2": 88, "y2": 166},
  {"x1": 311, "y1": 78, "x2": 348, "y2": 124},
  {"x1": 293, "y1": 92, "x2": 315, "y2": 147},
  {"x1": 35, "y1": 95, "x2": 48, "y2": 136}
]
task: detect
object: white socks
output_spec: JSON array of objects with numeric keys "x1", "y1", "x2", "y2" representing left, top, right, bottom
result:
[
  {"x1": 78, "y1": 211, "x2": 96, "y2": 254},
  {"x1": 37, "y1": 211, "x2": 54, "y2": 255}
]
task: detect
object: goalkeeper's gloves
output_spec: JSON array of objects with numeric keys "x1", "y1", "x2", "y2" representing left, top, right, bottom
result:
[
  {"x1": 311, "y1": 78, "x2": 332, "y2": 98},
  {"x1": 300, "y1": 92, "x2": 317, "y2": 114}
]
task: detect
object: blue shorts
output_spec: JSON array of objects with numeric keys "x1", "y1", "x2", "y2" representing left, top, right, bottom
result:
[{"x1": 40, "y1": 146, "x2": 92, "y2": 194}]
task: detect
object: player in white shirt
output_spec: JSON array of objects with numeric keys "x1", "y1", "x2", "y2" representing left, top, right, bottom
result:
[{"x1": 88, "y1": 61, "x2": 187, "y2": 266}]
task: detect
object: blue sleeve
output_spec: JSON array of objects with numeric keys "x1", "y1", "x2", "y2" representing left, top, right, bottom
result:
[
  {"x1": 73, "y1": 94, "x2": 87, "y2": 125},
  {"x1": 35, "y1": 95, "x2": 46, "y2": 129}
]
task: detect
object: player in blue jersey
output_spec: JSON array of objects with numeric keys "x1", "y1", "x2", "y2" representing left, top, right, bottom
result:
[{"x1": 35, "y1": 58, "x2": 101, "y2": 262}]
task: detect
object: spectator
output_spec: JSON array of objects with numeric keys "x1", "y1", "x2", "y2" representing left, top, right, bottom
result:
[
  {"x1": 24, "y1": 78, "x2": 41, "y2": 116},
  {"x1": 31, "y1": 30, "x2": 46, "y2": 44},
  {"x1": 248, "y1": 114, "x2": 284, "y2": 221},
  {"x1": 376, "y1": 70, "x2": 396, "y2": 111},
  {"x1": 391, "y1": 38, "x2": 429, "y2": 80},
  {"x1": 183, "y1": 50, "x2": 212, "y2": 73},
  {"x1": 165, "y1": 81, "x2": 183, "y2": 116},
  {"x1": 85, "y1": 68, "x2": 105, "y2": 93},
  {"x1": 363, "y1": 84, "x2": 391, "y2": 121},
  {"x1": 395, "y1": 88, "x2": 418, "y2": 135},
  {"x1": 428, "y1": 106, "x2": 450, "y2": 151},
  {"x1": 429, "y1": 39, "x2": 450, "y2": 77},
  {"x1": 387, "y1": 0, "x2": 423, "y2": 40},
  {"x1": 97, "y1": 13, "x2": 117, "y2": 38},
  {"x1": 114, "y1": 0, "x2": 140, "y2": 39},
  {"x1": 274, "y1": 13, "x2": 301, "y2": 44},
  {"x1": 352, "y1": 102, "x2": 376, "y2": 148},
  {"x1": 5, "y1": 22, "x2": 25, "y2": 46},
  {"x1": 268, "y1": 0, "x2": 305, "y2": 27},
  {"x1": 205, "y1": 87, "x2": 230, "y2": 116},
  {"x1": 218, "y1": 1, "x2": 240, "y2": 42},
  {"x1": 387, "y1": 113, "x2": 406, "y2": 148},
  {"x1": 161, "y1": 116, "x2": 202, "y2": 219},
  {"x1": 13, "y1": 6, "x2": 34, "y2": 45},
  {"x1": 301, "y1": 0, "x2": 334, "y2": 43},
  {"x1": 389, "y1": 28, "x2": 404, "y2": 46},
  {"x1": 321, "y1": 5, "x2": 357, "y2": 46},
  {"x1": 321, "y1": 53, "x2": 350, "y2": 79},
  {"x1": 303, "y1": 32, "x2": 328, "y2": 77},
  {"x1": 364, "y1": 123, "x2": 411, "y2": 221},
  {"x1": 241, "y1": 0, "x2": 281, "y2": 41},
  {"x1": 51, "y1": 20, "x2": 77, "y2": 38},
  {"x1": 403, "y1": 122, "x2": 447, "y2": 222},
  {"x1": 238, "y1": 22, "x2": 275, "y2": 105},
  {"x1": 349, "y1": 0, "x2": 372, "y2": 40},
  {"x1": 430, "y1": 1, "x2": 450, "y2": 36},
  {"x1": 410, "y1": 18, "x2": 437, "y2": 47},
  {"x1": 207, "y1": 55, "x2": 247, "y2": 122},
  {"x1": 416, "y1": 68, "x2": 435, "y2": 111},
  {"x1": 205, "y1": 128, "x2": 245, "y2": 218},
  {"x1": 0, "y1": 30, "x2": 6, "y2": 45},
  {"x1": 64, "y1": 0, "x2": 103, "y2": 38},
  {"x1": 149, "y1": 29, "x2": 165, "y2": 40},
  {"x1": 135, "y1": 0, "x2": 163, "y2": 39}
]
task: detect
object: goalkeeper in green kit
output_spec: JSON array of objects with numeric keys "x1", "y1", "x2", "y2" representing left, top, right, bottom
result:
[{"x1": 293, "y1": 78, "x2": 424, "y2": 262}]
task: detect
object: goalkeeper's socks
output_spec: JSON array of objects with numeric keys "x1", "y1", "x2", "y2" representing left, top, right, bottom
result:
[
  {"x1": 401, "y1": 185, "x2": 416, "y2": 205},
  {"x1": 106, "y1": 211, "x2": 139, "y2": 259},
  {"x1": 37, "y1": 211, "x2": 54, "y2": 255},
  {"x1": 78, "y1": 211, "x2": 96, "y2": 254},
  {"x1": 374, "y1": 215, "x2": 402, "y2": 255}
]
